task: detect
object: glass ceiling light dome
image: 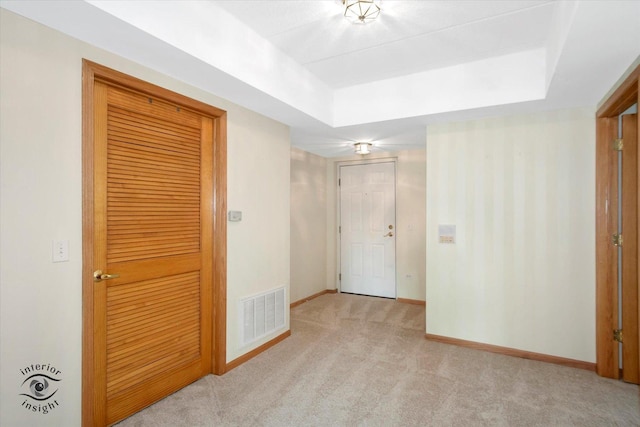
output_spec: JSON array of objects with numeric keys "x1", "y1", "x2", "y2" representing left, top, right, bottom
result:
[
  {"x1": 354, "y1": 142, "x2": 372, "y2": 154},
  {"x1": 343, "y1": 0, "x2": 381, "y2": 24}
]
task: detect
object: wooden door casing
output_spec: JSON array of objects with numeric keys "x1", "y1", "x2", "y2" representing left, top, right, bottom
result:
[
  {"x1": 621, "y1": 113, "x2": 638, "y2": 383},
  {"x1": 595, "y1": 64, "x2": 639, "y2": 380},
  {"x1": 83, "y1": 60, "x2": 227, "y2": 426}
]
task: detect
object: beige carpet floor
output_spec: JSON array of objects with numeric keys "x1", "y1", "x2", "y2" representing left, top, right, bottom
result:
[{"x1": 117, "y1": 293, "x2": 640, "y2": 426}]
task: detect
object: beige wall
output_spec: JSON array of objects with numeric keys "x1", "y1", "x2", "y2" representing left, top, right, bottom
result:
[
  {"x1": 426, "y1": 107, "x2": 595, "y2": 362},
  {"x1": 326, "y1": 150, "x2": 427, "y2": 301},
  {"x1": 226, "y1": 114, "x2": 290, "y2": 362},
  {"x1": 290, "y1": 148, "x2": 328, "y2": 303},
  {"x1": 0, "y1": 10, "x2": 289, "y2": 426}
]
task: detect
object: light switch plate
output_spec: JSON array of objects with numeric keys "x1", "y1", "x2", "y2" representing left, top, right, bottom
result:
[{"x1": 53, "y1": 240, "x2": 69, "y2": 262}]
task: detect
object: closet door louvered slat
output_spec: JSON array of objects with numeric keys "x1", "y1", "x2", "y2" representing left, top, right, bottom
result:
[{"x1": 92, "y1": 82, "x2": 213, "y2": 425}]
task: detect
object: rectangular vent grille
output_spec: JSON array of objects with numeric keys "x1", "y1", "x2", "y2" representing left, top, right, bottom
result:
[{"x1": 240, "y1": 287, "x2": 286, "y2": 346}]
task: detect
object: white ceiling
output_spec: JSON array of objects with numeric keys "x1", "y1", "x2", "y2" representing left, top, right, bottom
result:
[
  {"x1": 2, "y1": 0, "x2": 639, "y2": 157},
  {"x1": 215, "y1": 0, "x2": 555, "y2": 88}
]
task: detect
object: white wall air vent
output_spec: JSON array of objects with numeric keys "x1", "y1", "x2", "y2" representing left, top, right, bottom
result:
[{"x1": 240, "y1": 287, "x2": 286, "y2": 346}]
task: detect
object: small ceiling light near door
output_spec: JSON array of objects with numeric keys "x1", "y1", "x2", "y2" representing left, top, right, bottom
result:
[
  {"x1": 354, "y1": 142, "x2": 372, "y2": 155},
  {"x1": 343, "y1": 0, "x2": 381, "y2": 24}
]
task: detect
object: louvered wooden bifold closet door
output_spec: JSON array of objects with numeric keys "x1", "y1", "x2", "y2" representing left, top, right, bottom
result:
[{"x1": 93, "y1": 81, "x2": 213, "y2": 425}]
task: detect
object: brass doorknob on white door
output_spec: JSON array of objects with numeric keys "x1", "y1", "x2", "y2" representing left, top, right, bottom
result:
[
  {"x1": 384, "y1": 231, "x2": 394, "y2": 237},
  {"x1": 93, "y1": 270, "x2": 120, "y2": 282}
]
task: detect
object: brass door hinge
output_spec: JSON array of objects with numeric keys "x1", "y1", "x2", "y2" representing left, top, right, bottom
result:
[
  {"x1": 339, "y1": 226, "x2": 341, "y2": 233},
  {"x1": 613, "y1": 138, "x2": 624, "y2": 151},
  {"x1": 339, "y1": 273, "x2": 342, "y2": 281},
  {"x1": 613, "y1": 233, "x2": 623, "y2": 246},
  {"x1": 614, "y1": 329, "x2": 623, "y2": 343}
]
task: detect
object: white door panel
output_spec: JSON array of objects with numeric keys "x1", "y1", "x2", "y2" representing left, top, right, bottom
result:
[{"x1": 340, "y1": 162, "x2": 396, "y2": 298}]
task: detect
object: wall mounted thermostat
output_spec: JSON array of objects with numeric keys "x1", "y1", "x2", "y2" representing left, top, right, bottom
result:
[
  {"x1": 438, "y1": 224, "x2": 456, "y2": 244},
  {"x1": 228, "y1": 211, "x2": 242, "y2": 222}
]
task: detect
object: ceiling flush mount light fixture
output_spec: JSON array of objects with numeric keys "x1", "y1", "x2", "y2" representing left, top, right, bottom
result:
[
  {"x1": 343, "y1": 0, "x2": 381, "y2": 24},
  {"x1": 354, "y1": 142, "x2": 372, "y2": 155}
]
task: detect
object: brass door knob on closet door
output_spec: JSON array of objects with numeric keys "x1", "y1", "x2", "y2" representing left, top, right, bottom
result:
[{"x1": 93, "y1": 270, "x2": 120, "y2": 282}]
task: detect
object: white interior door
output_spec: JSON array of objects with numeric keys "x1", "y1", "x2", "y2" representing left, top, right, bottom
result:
[{"x1": 340, "y1": 162, "x2": 396, "y2": 298}]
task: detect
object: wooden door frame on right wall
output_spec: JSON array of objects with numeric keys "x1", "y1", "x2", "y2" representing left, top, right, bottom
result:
[{"x1": 595, "y1": 63, "x2": 639, "y2": 378}]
